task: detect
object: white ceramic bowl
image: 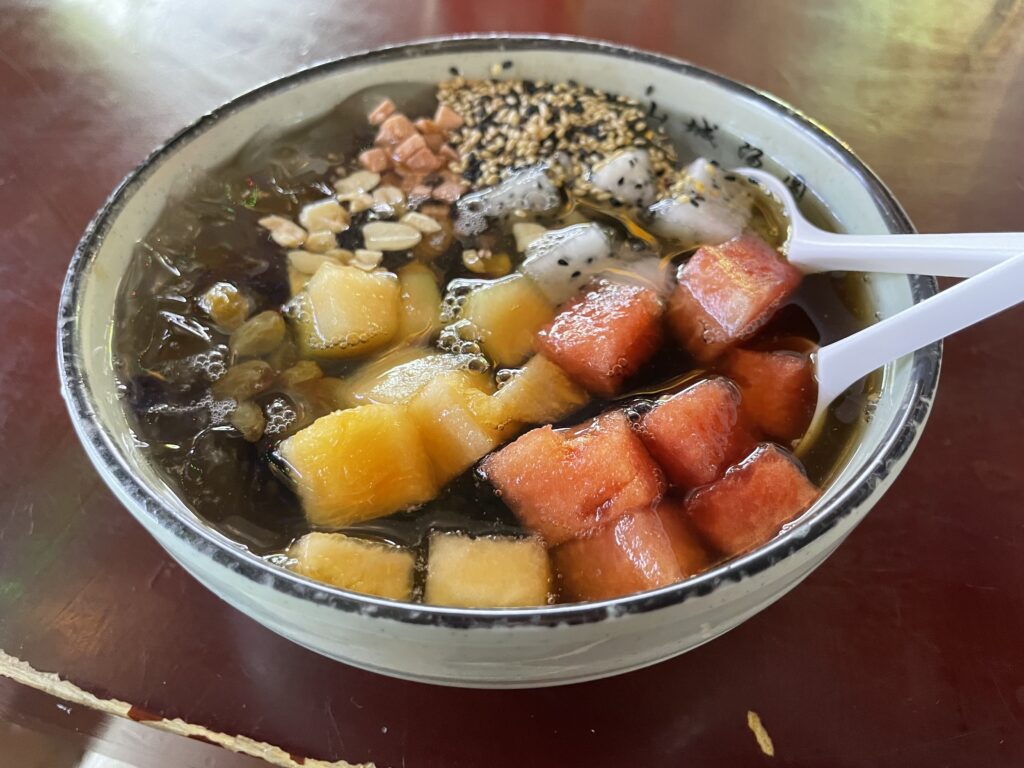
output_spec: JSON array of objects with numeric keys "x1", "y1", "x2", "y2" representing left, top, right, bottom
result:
[{"x1": 58, "y1": 36, "x2": 940, "y2": 688}]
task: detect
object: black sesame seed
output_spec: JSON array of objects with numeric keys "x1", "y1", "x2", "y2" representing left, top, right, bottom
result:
[
  {"x1": 502, "y1": 60, "x2": 513, "y2": 70},
  {"x1": 645, "y1": 85, "x2": 654, "y2": 95},
  {"x1": 634, "y1": 182, "x2": 643, "y2": 190},
  {"x1": 648, "y1": 100, "x2": 657, "y2": 116},
  {"x1": 523, "y1": 79, "x2": 537, "y2": 94},
  {"x1": 617, "y1": 176, "x2": 625, "y2": 186},
  {"x1": 557, "y1": 258, "x2": 569, "y2": 266},
  {"x1": 610, "y1": 199, "x2": 622, "y2": 208},
  {"x1": 724, "y1": 174, "x2": 737, "y2": 182},
  {"x1": 586, "y1": 257, "x2": 594, "y2": 264},
  {"x1": 689, "y1": 199, "x2": 699, "y2": 207},
  {"x1": 449, "y1": 66, "x2": 460, "y2": 76},
  {"x1": 571, "y1": 270, "x2": 582, "y2": 278}
]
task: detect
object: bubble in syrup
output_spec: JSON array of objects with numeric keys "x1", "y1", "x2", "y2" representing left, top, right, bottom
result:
[{"x1": 264, "y1": 397, "x2": 298, "y2": 436}]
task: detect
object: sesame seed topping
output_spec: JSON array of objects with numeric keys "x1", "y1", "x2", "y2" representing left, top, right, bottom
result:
[{"x1": 436, "y1": 77, "x2": 677, "y2": 197}]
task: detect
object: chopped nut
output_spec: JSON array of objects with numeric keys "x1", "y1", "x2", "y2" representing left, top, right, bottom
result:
[
  {"x1": 288, "y1": 250, "x2": 342, "y2": 275},
  {"x1": 400, "y1": 211, "x2": 443, "y2": 234},
  {"x1": 513, "y1": 222, "x2": 548, "y2": 251},
  {"x1": 278, "y1": 360, "x2": 324, "y2": 387},
  {"x1": 298, "y1": 198, "x2": 349, "y2": 234},
  {"x1": 199, "y1": 282, "x2": 251, "y2": 331},
  {"x1": 348, "y1": 192, "x2": 374, "y2": 213},
  {"x1": 462, "y1": 248, "x2": 513, "y2": 277},
  {"x1": 212, "y1": 360, "x2": 275, "y2": 401},
  {"x1": 303, "y1": 230, "x2": 337, "y2": 254},
  {"x1": 351, "y1": 249, "x2": 384, "y2": 271},
  {"x1": 362, "y1": 221, "x2": 421, "y2": 251},
  {"x1": 230, "y1": 311, "x2": 287, "y2": 357},
  {"x1": 372, "y1": 185, "x2": 406, "y2": 214},
  {"x1": 258, "y1": 215, "x2": 307, "y2": 249},
  {"x1": 334, "y1": 171, "x2": 381, "y2": 197},
  {"x1": 230, "y1": 400, "x2": 265, "y2": 442}
]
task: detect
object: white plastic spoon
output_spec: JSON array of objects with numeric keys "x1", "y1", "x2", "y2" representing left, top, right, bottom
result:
[
  {"x1": 739, "y1": 168, "x2": 1024, "y2": 278},
  {"x1": 804, "y1": 250, "x2": 1024, "y2": 450}
]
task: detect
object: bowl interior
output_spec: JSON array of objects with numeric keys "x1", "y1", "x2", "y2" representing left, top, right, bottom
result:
[{"x1": 60, "y1": 37, "x2": 937, "y2": 618}]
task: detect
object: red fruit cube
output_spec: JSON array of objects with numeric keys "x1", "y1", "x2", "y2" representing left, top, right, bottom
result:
[
  {"x1": 394, "y1": 132, "x2": 428, "y2": 164},
  {"x1": 687, "y1": 443, "x2": 818, "y2": 556},
  {"x1": 367, "y1": 98, "x2": 396, "y2": 126},
  {"x1": 537, "y1": 282, "x2": 664, "y2": 396},
  {"x1": 358, "y1": 147, "x2": 391, "y2": 173},
  {"x1": 554, "y1": 508, "x2": 683, "y2": 601},
  {"x1": 375, "y1": 113, "x2": 417, "y2": 147},
  {"x1": 722, "y1": 348, "x2": 815, "y2": 442},
  {"x1": 434, "y1": 104, "x2": 464, "y2": 132},
  {"x1": 653, "y1": 498, "x2": 714, "y2": 576},
  {"x1": 482, "y1": 412, "x2": 665, "y2": 546},
  {"x1": 668, "y1": 233, "x2": 802, "y2": 362},
  {"x1": 639, "y1": 377, "x2": 759, "y2": 490}
]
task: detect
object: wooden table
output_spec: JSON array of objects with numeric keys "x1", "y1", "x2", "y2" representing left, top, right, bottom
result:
[{"x1": 2, "y1": 2, "x2": 1023, "y2": 765}]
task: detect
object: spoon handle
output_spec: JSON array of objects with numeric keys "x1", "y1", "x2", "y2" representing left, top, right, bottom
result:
[
  {"x1": 790, "y1": 229, "x2": 1024, "y2": 278},
  {"x1": 814, "y1": 250, "x2": 1024, "y2": 415}
]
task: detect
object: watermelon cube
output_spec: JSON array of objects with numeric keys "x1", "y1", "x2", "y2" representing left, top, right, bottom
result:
[
  {"x1": 553, "y1": 508, "x2": 683, "y2": 601},
  {"x1": 687, "y1": 443, "x2": 818, "y2": 556},
  {"x1": 653, "y1": 498, "x2": 713, "y2": 577},
  {"x1": 536, "y1": 281, "x2": 664, "y2": 396},
  {"x1": 722, "y1": 348, "x2": 815, "y2": 442},
  {"x1": 638, "y1": 377, "x2": 759, "y2": 490},
  {"x1": 667, "y1": 233, "x2": 801, "y2": 362},
  {"x1": 481, "y1": 411, "x2": 665, "y2": 545}
]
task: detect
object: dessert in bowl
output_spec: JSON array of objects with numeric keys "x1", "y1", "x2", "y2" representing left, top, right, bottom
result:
[{"x1": 58, "y1": 36, "x2": 939, "y2": 688}]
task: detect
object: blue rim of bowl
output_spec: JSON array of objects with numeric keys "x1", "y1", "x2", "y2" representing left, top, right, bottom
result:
[{"x1": 57, "y1": 34, "x2": 940, "y2": 629}]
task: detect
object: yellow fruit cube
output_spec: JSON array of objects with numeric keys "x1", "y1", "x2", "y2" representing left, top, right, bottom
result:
[
  {"x1": 278, "y1": 403, "x2": 438, "y2": 527},
  {"x1": 288, "y1": 532, "x2": 415, "y2": 601},
  {"x1": 490, "y1": 354, "x2": 590, "y2": 426},
  {"x1": 407, "y1": 371, "x2": 516, "y2": 486},
  {"x1": 288, "y1": 265, "x2": 310, "y2": 296},
  {"x1": 344, "y1": 348, "x2": 490, "y2": 407},
  {"x1": 292, "y1": 261, "x2": 400, "y2": 359},
  {"x1": 424, "y1": 533, "x2": 551, "y2": 607},
  {"x1": 397, "y1": 263, "x2": 442, "y2": 342},
  {"x1": 460, "y1": 274, "x2": 554, "y2": 367}
]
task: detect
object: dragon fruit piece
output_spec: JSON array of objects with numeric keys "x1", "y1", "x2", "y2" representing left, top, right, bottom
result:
[
  {"x1": 588, "y1": 148, "x2": 657, "y2": 208},
  {"x1": 520, "y1": 223, "x2": 617, "y2": 305},
  {"x1": 647, "y1": 158, "x2": 755, "y2": 248},
  {"x1": 455, "y1": 165, "x2": 563, "y2": 236}
]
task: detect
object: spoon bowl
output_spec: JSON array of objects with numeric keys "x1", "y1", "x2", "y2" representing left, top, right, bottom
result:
[{"x1": 739, "y1": 167, "x2": 1022, "y2": 278}]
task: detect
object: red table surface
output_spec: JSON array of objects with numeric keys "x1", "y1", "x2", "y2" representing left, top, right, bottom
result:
[{"x1": 2, "y1": 1, "x2": 1023, "y2": 766}]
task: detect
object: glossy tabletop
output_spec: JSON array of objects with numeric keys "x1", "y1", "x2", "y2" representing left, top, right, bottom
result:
[{"x1": 2, "y1": 1, "x2": 1023, "y2": 766}]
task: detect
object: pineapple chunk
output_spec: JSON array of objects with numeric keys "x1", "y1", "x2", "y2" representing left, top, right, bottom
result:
[
  {"x1": 425, "y1": 533, "x2": 551, "y2": 607},
  {"x1": 288, "y1": 265, "x2": 310, "y2": 296},
  {"x1": 344, "y1": 348, "x2": 490, "y2": 407},
  {"x1": 490, "y1": 354, "x2": 590, "y2": 426},
  {"x1": 278, "y1": 403, "x2": 438, "y2": 527},
  {"x1": 397, "y1": 263, "x2": 442, "y2": 342},
  {"x1": 408, "y1": 370, "x2": 517, "y2": 486},
  {"x1": 292, "y1": 261, "x2": 400, "y2": 359},
  {"x1": 288, "y1": 532, "x2": 414, "y2": 601},
  {"x1": 460, "y1": 274, "x2": 554, "y2": 367}
]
